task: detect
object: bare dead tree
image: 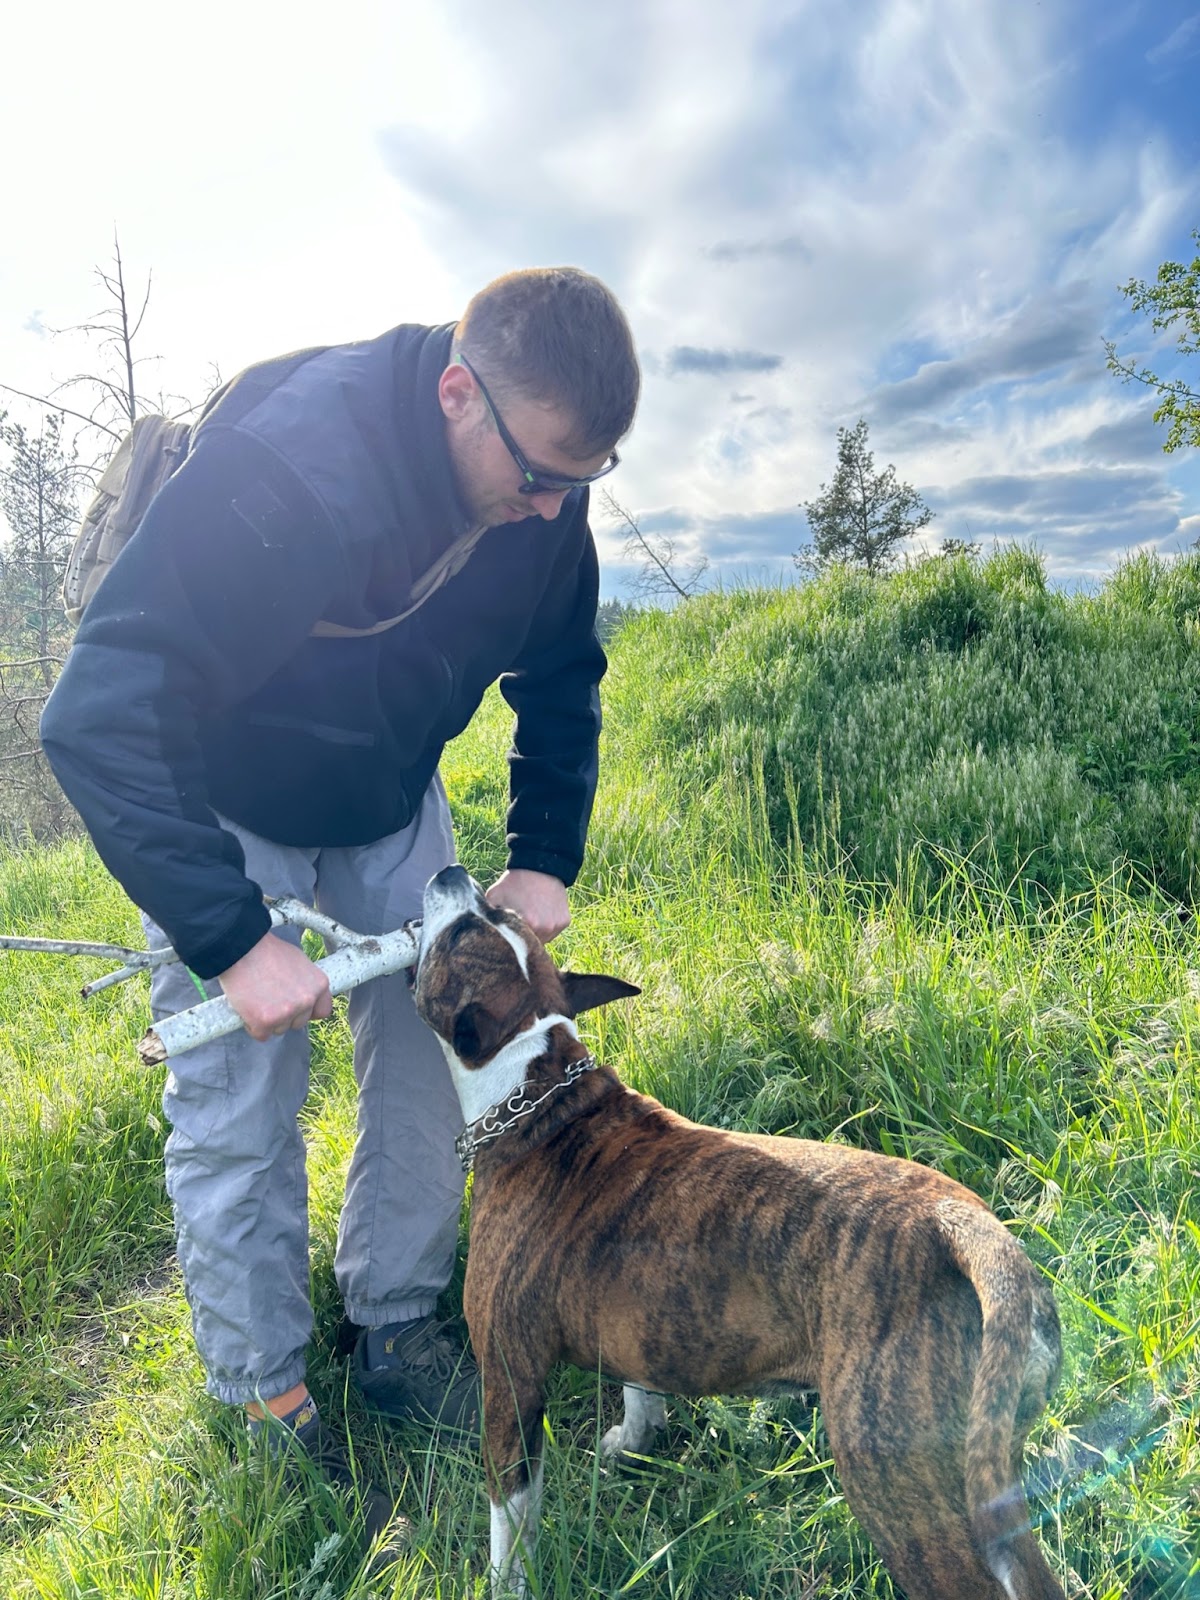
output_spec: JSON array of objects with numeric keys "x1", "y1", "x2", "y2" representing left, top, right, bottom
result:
[
  {"x1": 0, "y1": 237, "x2": 214, "y2": 837},
  {"x1": 0, "y1": 231, "x2": 202, "y2": 462},
  {"x1": 0, "y1": 382, "x2": 122, "y2": 443},
  {"x1": 54, "y1": 234, "x2": 151, "y2": 429},
  {"x1": 0, "y1": 411, "x2": 83, "y2": 835},
  {"x1": 600, "y1": 489, "x2": 709, "y2": 603}
]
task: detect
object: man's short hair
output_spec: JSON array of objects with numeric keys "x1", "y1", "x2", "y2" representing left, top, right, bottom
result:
[{"x1": 455, "y1": 267, "x2": 640, "y2": 461}]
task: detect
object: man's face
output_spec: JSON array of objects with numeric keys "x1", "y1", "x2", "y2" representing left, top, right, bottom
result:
[{"x1": 439, "y1": 362, "x2": 615, "y2": 527}]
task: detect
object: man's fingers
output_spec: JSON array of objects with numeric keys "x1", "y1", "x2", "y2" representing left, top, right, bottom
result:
[
  {"x1": 218, "y1": 931, "x2": 333, "y2": 1043},
  {"x1": 486, "y1": 868, "x2": 570, "y2": 942}
]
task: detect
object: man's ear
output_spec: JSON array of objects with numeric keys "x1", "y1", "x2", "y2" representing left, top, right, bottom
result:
[
  {"x1": 438, "y1": 359, "x2": 475, "y2": 422},
  {"x1": 560, "y1": 973, "x2": 641, "y2": 1016}
]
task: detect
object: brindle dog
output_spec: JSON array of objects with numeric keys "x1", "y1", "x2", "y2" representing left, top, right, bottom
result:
[{"x1": 413, "y1": 866, "x2": 1065, "y2": 1600}]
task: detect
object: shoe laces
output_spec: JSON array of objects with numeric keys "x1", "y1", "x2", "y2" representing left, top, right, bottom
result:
[
  {"x1": 396, "y1": 1318, "x2": 461, "y2": 1383},
  {"x1": 296, "y1": 1414, "x2": 353, "y2": 1477}
]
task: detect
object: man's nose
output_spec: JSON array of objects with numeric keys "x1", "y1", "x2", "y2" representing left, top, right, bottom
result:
[{"x1": 530, "y1": 489, "x2": 570, "y2": 520}]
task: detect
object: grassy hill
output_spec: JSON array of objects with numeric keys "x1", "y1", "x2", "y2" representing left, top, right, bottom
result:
[{"x1": 1, "y1": 550, "x2": 1197, "y2": 1598}]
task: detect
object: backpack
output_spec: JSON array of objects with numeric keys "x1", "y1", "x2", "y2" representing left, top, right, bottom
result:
[
  {"x1": 62, "y1": 414, "x2": 192, "y2": 625},
  {"x1": 61, "y1": 412, "x2": 488, "y2": 634}
]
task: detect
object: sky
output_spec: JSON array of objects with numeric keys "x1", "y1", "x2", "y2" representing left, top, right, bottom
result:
[{"x1": 2, "y1": 0, "x2": 1198, "y2": 598}]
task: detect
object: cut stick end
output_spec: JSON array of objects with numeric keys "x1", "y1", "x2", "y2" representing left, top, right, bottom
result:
[{"x1": 138, "y1": 1028, "x2": 167, "y2": 1066}]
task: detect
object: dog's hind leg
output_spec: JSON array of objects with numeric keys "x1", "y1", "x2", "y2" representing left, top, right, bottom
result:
[
  {"x1": 821, "y1": 1352, "x2": 1043, "y2": 1599},
  {"x1": 601, "y1": 1385, "x2": 668, "y2": 1461}
]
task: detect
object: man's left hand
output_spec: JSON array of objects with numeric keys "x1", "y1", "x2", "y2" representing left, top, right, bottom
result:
[{"x1": 486, "y1": 869, "x2": 570, "y2": 942}]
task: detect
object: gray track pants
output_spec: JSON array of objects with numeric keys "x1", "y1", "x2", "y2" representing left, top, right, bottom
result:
[{"x1": 145, "y1": 778, "x2": 463, "y2": 1406}]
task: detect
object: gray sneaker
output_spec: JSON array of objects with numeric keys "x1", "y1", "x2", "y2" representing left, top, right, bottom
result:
[{"x1": 352, "y1": 1316, "x2": 480, "y2": 1437}]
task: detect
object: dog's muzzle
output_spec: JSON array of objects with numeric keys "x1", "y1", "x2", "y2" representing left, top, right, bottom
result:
[{"x1": 416, "y1": 867, "x2": 490, "y2": 977}]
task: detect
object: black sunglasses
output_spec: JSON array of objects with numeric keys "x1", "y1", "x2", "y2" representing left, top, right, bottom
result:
[{"x1": 455, "y1": 353, "x2": 620, "y2": 496}]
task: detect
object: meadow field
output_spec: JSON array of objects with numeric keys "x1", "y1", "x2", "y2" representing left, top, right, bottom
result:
[{"x1": 1, "y1": 549, "x2": 1198, "y2": 1598}]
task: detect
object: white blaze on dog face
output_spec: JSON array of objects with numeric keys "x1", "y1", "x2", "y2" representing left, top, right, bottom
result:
[
  {"x1": 495, "y1": 920, "x2": 531, "y2": 977},
  {"x1": 416, "y1": 868, "x2": 566, "y2": 1055}
]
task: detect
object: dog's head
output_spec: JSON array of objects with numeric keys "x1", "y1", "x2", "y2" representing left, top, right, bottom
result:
[{"x1": 413, "y1": 865, "x2": 639, "y2": 1070}]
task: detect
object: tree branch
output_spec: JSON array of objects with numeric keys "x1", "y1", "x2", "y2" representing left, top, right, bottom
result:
[
  {"x1": 602, "y1": 489, "x2": 706, "y2": 600},
  {"x1": 0, "y1": 382, "x2": 122, "y2": 441}
]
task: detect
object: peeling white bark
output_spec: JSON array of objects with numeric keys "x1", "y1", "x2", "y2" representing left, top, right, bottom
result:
[
  {"x1": 0, "y1": 935, "x2": 168, "y2": 964},
  {"x1": 0, "y1": 898, "x2": 422, "y2": 1066},
  {"x1": 137, "y1": 916, "x2": 421, "y2": 1065}
]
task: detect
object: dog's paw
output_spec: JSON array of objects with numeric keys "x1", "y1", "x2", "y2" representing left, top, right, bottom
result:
[
  {"x1": 600, "y1": 1422, "x2": 663, "y2": 1469},
  {"x1": 599, "y1": 1423, "x2": 629, "y2": 1460},
  {"x1": 602, "y1": 1387, "x2": 669, "y2": 1465}
]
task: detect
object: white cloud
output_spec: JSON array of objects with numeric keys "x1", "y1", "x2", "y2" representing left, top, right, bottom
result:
[
  {"x1": 1146, "y1": 12, "x2": 1200, "y2": 67},
  {"x1": 2, "y1": 0, "x2": 1196, "y2": 590}
]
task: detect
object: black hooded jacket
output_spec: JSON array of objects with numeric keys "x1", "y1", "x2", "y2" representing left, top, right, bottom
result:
[{"x1": 40, "y1": 322, "x2": 606, "y2": 978}]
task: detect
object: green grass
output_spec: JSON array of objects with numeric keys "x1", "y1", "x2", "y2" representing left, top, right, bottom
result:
[
  {"x1": 589, "y1": 548, "x2": 1200, "y2": 905},
  {"x1": 2, "y1": 554, "x2": 1199, "y2": 1597}
]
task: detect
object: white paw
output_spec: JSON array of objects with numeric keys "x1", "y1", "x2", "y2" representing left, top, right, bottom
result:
[{"x1": 600, "y1": 1423, "x2": 631, "y2": 1460}]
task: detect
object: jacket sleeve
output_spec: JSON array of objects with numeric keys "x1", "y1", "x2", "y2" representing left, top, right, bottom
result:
[
  {"x1": 40, "y1": 430, "x2": 348, "y2": 977},
  {"x1": 497, "y1": 490, "x2": 607, "y2": 887}
]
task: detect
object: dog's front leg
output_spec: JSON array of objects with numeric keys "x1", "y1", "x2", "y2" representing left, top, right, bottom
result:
[
  {"x1": 489, "y1": 1458, "x2": 543, "y2": 1597},
  {"x1": 601, "y1": 1384, "x2": 668, "y2": 1460},
  {"x1": 481, "y1": 1350, "x2": 547, "y2": 1598}
]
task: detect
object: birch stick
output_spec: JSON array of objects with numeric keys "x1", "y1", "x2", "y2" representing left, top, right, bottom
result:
[
  {"x1": 0, "y1": 936, "x2": 182, "y2": 1000},
  {"x1": 265, "y1": 896, "x2": 367, "y2": 948},
  {"x1": 138, "y1": 920, "x2": 421, "y2": 1066},
  {"x1": 0, "y1": 935, "x2": 165, "y2": 963},
  {"x1": 3, "y1": 898, "x2": 362, "y2": 999},
  {"x1": 2, "y1": 900, "x2": 424, "y2": 1063},
  {"x1": 83, "y1": 961, "x2": 166, "y2": 997}
]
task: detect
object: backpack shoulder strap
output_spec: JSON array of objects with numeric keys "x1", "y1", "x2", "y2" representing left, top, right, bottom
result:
[{"x1": 308, "y1": 521, "x2": 488, "y2": 638}]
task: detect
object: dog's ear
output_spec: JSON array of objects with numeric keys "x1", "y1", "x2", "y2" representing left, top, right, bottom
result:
[
  {"x1": 451, "y1": 1001, "x2": 504, "y2": 1063},
  {"x1": 560, "y1": 972, "x2": 641, "y2": 1016}
]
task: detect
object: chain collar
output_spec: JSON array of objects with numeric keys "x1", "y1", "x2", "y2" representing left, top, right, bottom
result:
[{"x1": 454, "y1": 1054, "x2": 599, "y2": 1173}]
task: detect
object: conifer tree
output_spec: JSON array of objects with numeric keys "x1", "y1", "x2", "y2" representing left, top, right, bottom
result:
[{"x1": 797, "y1": 418, "x2": 933, "y2": 575}]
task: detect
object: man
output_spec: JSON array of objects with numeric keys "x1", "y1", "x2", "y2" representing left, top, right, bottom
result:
[{"x1": 40, "y1": 266, "x2": 640, "y2": 1541}]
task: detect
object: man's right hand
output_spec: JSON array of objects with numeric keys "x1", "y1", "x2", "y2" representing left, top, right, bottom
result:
[{"x1": 218, "y1": 930, "x2": 333, "y2": 1042}]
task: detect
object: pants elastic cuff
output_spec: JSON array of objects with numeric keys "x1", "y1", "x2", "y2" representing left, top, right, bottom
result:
[
  {"x1": 345, "y1": 1295, "x2": 439, "y2": 1329},
  {"x1": 206, "y1": 1354, "x2": 308, "y2": 1408}
]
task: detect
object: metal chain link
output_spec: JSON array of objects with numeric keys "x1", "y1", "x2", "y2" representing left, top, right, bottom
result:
[{"x1": 455, "y1": 1054, "x2": 599, "y2": 1172}]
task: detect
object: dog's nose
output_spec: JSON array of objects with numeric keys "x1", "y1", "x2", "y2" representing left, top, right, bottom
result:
[
  {"x1": 430, "y1": 865, "x2": 471, "y2": 892},
  {"x1": 422, "y1": 865, "x2": 485, "y2": 925}
]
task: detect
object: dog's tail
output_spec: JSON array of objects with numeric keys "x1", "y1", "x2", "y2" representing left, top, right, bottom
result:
[{"x1": 937, "y1": 1197, "x2": 1065, "y2": 1600}]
